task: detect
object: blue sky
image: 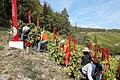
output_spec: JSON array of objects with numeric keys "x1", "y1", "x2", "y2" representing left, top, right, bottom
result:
[{"x1": 40, "y1": 0, "x2": 120, "y2": 29}]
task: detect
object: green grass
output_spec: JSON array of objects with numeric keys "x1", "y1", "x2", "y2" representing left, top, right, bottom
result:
[
  {"x1": 87, "y1": 32, "x2": 120, "y2": 54},
  {"x1": 0, "y1": 46, "x2": 4, "y2": 50},
  {"x1": 97, "y1": 32, "x2": 120, "y2": 46},
  {"x1": 0, "y1": 31, "x2": 13, "y2": 50}
]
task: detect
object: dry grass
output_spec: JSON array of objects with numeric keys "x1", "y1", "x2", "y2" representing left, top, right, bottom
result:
[{"x1": 0, "y1": 49, "x2": 69, "y2": 80}]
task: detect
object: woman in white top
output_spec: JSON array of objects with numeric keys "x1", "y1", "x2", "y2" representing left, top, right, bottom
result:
[{"x1": 81, "y1": 63, "x2": 103, "y2": 80}]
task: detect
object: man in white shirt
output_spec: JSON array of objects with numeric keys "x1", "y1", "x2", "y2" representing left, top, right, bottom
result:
[
  {"x1": 81, "y1": 63, "x2": 103, "y2": 80},
  {"x1": 22, "y1": 26, "x2": 30, "y2": 32},
  {"x1": 21, "y1": 25, "x2": 30, "y2": 40}
]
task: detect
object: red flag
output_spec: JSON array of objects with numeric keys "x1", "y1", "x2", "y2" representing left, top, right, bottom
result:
[
  {"x1": 64, "y1": 46, "x2": 71, "y2": 66},
  {"x1": 102, "y1": 48, "x2": 107, "y2": 61},
  {"x1": 74, "y1": 38, "x2": 76, "y2": 51},
  {"x1": 28, "y1": 8, "x2": 31, "y2": 24},
  {"x1": 94, "y1": 47, "x2": 98, "y2": 63},
  {"x1": 12, "y1": 0, "x2": 19, "y2": 41}
]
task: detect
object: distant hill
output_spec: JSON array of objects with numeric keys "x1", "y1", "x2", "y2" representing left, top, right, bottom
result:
[
  {"x1": 87, "y1": 32, "x2": 120, "y2": 55},
  {"x1": 78, "y1": 27, "x2": 120, "y2": 33}
]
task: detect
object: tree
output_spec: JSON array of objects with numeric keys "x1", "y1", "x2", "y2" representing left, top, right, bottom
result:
[
  {"x1": 17, "y1": 0, "x2": 29, "y2": 23},
  {"x1": 17, "y1": 0, "x2": 43, "y2": 25},
  {"x1": 42, "y1": 3, "x2": 54, "y2": 31},
  {"x1": 30, "y1": 0, "x2": 43, "y2": 26},
  {"x1": 59, "y1": 8, "x2": 70, "y2": 35},
  {"x1": 0, "y1": 0, "x2": 11, "y2": 27}
]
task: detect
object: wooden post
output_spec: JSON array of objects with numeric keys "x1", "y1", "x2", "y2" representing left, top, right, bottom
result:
[
  {"x1": 102, "y1": 48, "x2": 107, "y2": 61},
  {"x1": 12, "y1": 0, "x2": 19, "y2": 41}
]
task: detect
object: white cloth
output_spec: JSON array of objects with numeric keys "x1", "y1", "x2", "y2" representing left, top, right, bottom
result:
[
  {"x1": 22, "y1": 26, "x2": 30, "y2": 32},
  {"x1": 82, "y1": 63, "x2": 96, "y2": 80}
]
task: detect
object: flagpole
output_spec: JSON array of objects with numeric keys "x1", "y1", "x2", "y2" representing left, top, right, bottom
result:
[
  {"x1": 9, "y1": 0, "x2": 24, "y2": 49},
  {"x1": 12, "y1": 0, "x2": 19, "y2": 41},
  {"x1": 27, "y1": 0, "x2": 31, "y2": 24}
]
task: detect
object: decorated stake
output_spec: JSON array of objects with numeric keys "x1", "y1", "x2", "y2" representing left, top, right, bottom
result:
[
  {"x1": 54, "y1": 28, "x2": 58, "y2": 45},
  {"x1": 28, "y1": 0, "x2": 31, "y2": 24},
  {"x1": 107, "y1": 48, "x2": 110, "y2": 64},
  {"x1": 28, "y1": 8, "x2": 31, "y2": 24},
  {"x1": 67, "y1": 36, "x2": 71, "y2": 48},
  {"x1": 12, "y1": 0, "x2": 19, "y2": 41},
  {"x1": 63, "y1": 44, "x2": 67, "y2": 52},
  {"x1": 78, "y1": 32, "x2": 81, "y2": 35},
  {"x1": 64, "y1": 46, "x2": 71, "y2": 67},
  {"x1": 102, "y1": 48, "x2": 107, "y2": 61},
  {"x1": 64, "y1": 36, "x2": 71, "y2": 67},
  {"x1": 94, "y1": 46, "x2": 98, "y2": 63},
  {"x1": 73, "y1": 38, "x2": 76, "y2": 52},
  {"x1": 9, "y1": 0, "x2": 23, "y2": 49},
  {"x1": 87, "y1": 41, "x2": 93, "y2": 50}
]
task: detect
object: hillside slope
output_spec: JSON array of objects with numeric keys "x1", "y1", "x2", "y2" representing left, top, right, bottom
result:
[
  {"x1": 87, "y1": 32, "x2": 120, "y2": 54},
  {"x1": 0, "y1": 48, "x2": 69, "y2": 80}
]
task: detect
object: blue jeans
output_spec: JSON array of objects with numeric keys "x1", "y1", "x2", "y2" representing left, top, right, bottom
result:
[{"x1": 37, "y1": 40, "x2": 48, "y2": 51}]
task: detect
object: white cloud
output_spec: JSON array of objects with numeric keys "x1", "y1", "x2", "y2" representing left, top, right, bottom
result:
[
  {"x1": 79, "y1": 24, "x2": 102, "y2": 29},
  {"x1": 75, "y1": 0, "x2": 120, "y2": 27}
]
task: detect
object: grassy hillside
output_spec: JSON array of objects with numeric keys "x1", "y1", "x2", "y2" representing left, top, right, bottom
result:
[
  {"x1": 0, "y1": 31, "x2": 12, "y2": 50},
  {"x1": 87, "y1": 32, "x2": 120, "y2": 55}
]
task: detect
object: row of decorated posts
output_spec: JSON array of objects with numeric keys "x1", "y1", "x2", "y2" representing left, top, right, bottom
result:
[
  {"x1": 54, "y1": 28, "x2": 111, "y2": 67},
  {"x1": 93, "y1": 47, "x2": 110, "y2": 65}
]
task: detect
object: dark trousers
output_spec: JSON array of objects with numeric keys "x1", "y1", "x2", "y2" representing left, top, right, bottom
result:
[{"x1": 37, "y1": 41, "x2": 48, "y2": 51}]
